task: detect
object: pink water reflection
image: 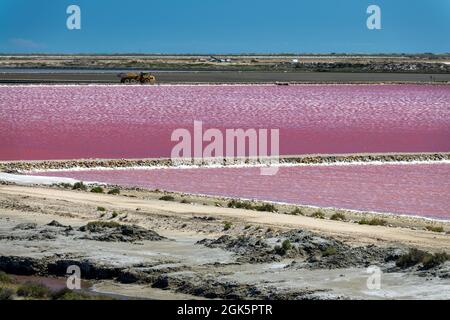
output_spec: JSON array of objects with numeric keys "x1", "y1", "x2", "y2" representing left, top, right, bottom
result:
[{"x1": 1, "y1": 84, "x2": 449, "y2": 160}]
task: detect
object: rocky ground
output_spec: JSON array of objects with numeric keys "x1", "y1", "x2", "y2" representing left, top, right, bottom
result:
[{"x1": 0, "y1": 183, "x2": 449, "y2": 300}]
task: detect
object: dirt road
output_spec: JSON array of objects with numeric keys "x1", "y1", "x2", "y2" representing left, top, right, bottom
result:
[{"x1": 1, "y1": 184, "x2": 448, "y2": 251}]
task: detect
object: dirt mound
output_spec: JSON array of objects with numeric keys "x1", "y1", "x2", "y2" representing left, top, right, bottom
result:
[
  {"x1": 13, "y1": 223, "x2": 37, "y2": 230},
  {"x1": 1, "y1": 221, "x2": 75, "y2": 241},
  {"x1": 281, "y1": 229, "x2": 345, "y2": 253},
  {"x1": 197, "y1": 235, "x2": 277, "y2": 263},
  {"x1": 198, "y1": 229, "x2": 407, "y2": 268},
  {"x1": 278, "y1": 230, "x2": 406, "y2": 269},
  {"x1": 198, "y1": 235, "x2": 269, "y2": 254},
  {"x1": 79, "y1": 221, "x2": 166, "y2": 243},
  {"x1": 46, "y1": 220, "x2": 66, "y2": 228}
]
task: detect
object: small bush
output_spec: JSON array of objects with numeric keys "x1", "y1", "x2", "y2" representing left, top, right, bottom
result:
[
  {"x1": 288, "y1": 208, "x2": 304, "y2": 216},
  {"x1": 425, "y1": 225, "x2": 444, "y2": 233},
  {"x1": 107, "y1": 188, "x2": 120, "y2": 195},
  {"x1": 227, "y1": 199, "x2": 253, "y2": 210},
  {"x1": 72, "y1": 182, "x2": 87, "y2": 191},
  {"x1": 90, "y1": 186, "x2": 104, "y2": 193},
  {"x1": 330, "y1": 212, "x2": 346, "y2": 221},
  {"x1": 59, "y1": 183, "x2": 72, "y2": 189},
  {"x1": 310, "y1": 210, "x2": 325, "y2": 219},
  {"x1": 111, "y1": 211, "x2": 119, "y2": 219},
  {"x1": 223, "y1": 222, "x2": 232, "y2": 231},
  {"x1": 227, "y1": 200, "x2": 237, "y2": 208},
  {"x1": 396, "y1": 248, "x2": 430, "y2": 268},
  {"x1": 159, "y1": 195, "x2": 175, "y2": 201},
  {"x1": 0, "y1": 287, "x2": 14, "y2": 300},
  {"x1": 80, "y1": 221, "x2": 121, "y2": 232},
  {"x1": 53, "y1": 290, "x2": 88, "y2": 300},
  {"x1": 228, "y1": 200, "x2": 278, "y2": 212},
  {"x1": 397, "y1": 249, "x2": 449, "y2": 270},
  {"x1": 422, "y1": 252, "x2": 449, "y2": 270},
  {"x1": 282, "y1": 239, "x2": 292, "y2": 251},
  {"x1": 274, "y1": 240, "x2": 293, "y2": 256},
  {"x1": 255, "y1": 203, "x2": 277, "y2": 212},
  {"x1": 237, "y1": 202, "x2": 253, "y2": 210},
  {"x1": 0, "y1": 272, "x2": 14, "y2": 284},
  {"x1": 97, "y1": 207, "x2": 106, "y2": 212},
  {"x1": 322, "y1": 246, "x2": 338, "y2": 257},
  {"x1": 358, "y1": 218, "x2": 387, "y2": 226},
  {"x1": 244, "y1": 225, "x2": 251, "y2": 230},
  {"x1": 17, "y1": 282, "x2": 51, "y2": 299},
  {"x1": 274, "y1": 245, "x2": 284, "y2": 255},
  {"x1": 52, "y1": 289, "x2": 106, "y2": 300},
  {"x1": 180, "y1": 199, "x2": 189, "y2": 204}
]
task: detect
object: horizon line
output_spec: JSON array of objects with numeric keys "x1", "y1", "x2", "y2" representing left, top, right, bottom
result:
[{"x1": 0, "y1": 52, "x2": 449, "y2": 56}]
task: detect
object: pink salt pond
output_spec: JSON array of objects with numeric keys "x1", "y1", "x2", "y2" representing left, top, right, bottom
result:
[
  {"x1": 35, "y1": 162, "x2": 450, "y2": 220},
  {"x1": 1, "y1": 84, "x2": 449, "y2": 160}
]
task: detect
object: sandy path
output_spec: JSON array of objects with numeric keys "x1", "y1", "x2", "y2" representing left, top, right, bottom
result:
[{"x1": 1, "y1": 185, "x2": 448, "y2": 251}]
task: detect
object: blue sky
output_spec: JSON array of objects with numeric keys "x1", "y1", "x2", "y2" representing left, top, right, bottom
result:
[{"x1": 0, "y1": 0, "x2": 449, "y2": 53}]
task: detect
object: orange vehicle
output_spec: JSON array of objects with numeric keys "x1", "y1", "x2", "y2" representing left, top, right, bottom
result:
[{"x1": 119, "y1": 72, "x2": 156, "y2": 84}]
